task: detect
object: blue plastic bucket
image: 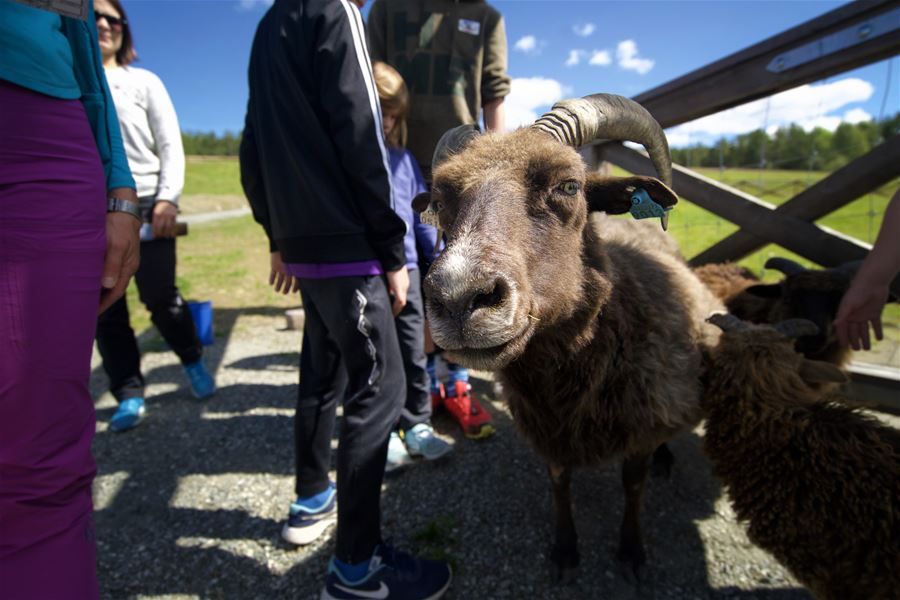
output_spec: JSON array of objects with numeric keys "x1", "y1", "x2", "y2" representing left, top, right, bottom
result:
[{"x1": 187, "y1": 300, "x2": 214, "y2": 346}]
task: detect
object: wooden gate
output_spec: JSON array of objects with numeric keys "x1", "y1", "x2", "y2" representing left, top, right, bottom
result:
[{"x1": 586, "y1": 0, "x2": 900, "y2": 410}]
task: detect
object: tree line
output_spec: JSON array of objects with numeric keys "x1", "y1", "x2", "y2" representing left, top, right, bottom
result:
[
  {"x1": 182, "y1": 131, "x2": 242, "y2": 156},
  {"x1": 670, "y1": 113, "x2": 899, "y2": 171},
  {"x1": 183, "y1": 112, "x2": 899, "y2": 170}
]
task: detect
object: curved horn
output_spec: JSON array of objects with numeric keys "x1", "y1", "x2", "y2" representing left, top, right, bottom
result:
[
  {"x1": 531, "y1": 93, "x2": 672, "y2": 186},
  {"x1": 432, "y1": 124, "x2": 481, "y2": 170},
  {"x1": 830, "y1": 259, "x2": 864, "y2": 276},
  {"x1": 706, "y1": 312, "x2": 748, "y2": 332},
  {"x1": 774, "y1": 318, "x2": 820, "y2": 339},
  {"x1": 765, "y1": 257, "x2": 807, "y2": 276}
]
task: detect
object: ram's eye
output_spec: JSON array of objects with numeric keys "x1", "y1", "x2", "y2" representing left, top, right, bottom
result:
[
  {"x1": 434, "y1": 201, "x2": 444, "y2": 211},
  {"x1": 559, "y1": 181, "x2": 580, "y2": 196}
]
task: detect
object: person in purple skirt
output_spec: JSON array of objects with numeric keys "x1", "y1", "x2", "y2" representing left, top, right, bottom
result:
[{"x1": 0, "y1": 1, "x2": 140, "y2": 598}]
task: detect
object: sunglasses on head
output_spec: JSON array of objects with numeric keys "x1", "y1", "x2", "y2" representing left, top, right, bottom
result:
[{"x1": 95, "y1": 12, "x2": 127, "y2": 29}]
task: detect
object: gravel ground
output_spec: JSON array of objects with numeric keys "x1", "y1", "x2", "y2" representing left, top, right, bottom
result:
[{"x1": 90, "y1": 307, "x2": 898, "y2": 600}]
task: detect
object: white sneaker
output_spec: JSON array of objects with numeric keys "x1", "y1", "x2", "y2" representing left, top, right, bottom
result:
[{"x1": 386, "y1": 430, "x2": 413, "y2": 473}]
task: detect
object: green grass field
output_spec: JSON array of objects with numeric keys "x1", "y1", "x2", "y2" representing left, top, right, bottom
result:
[
  {"x1": 125, "y1": 157, "x2": 897, "y2": 364},
  {"x1": 183, "y1": 156, "x2": 243, "y2": 196}
]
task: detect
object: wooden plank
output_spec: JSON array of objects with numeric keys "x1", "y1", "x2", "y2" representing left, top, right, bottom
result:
[
  {"x1": 632, "y1": 0, "x2": 900, "y2": 128},
  {"x1": 599, "y1": 143, "x2": 900, "y2": 299},
  {"x1": 846, "y1": 362, "x2": 900, "y2": 415},
  {"x1": 691, "y1": 135, "x2": 900, "y2": 265}
]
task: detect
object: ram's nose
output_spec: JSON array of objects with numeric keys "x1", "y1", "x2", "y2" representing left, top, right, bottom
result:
[{"x1": 426, "y1": 271, "x2": 511, "y2": 324}]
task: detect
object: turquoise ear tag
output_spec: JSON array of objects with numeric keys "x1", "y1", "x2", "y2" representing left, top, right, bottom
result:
[{"x1": 629, "y1": 188, "x2": 671, "y2": 231}]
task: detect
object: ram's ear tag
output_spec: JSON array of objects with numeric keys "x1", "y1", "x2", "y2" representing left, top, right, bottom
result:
[
  {"x1": 419, "y1": 203, "x2": 442, "y2": 228},
  {"x1": 629, "y1": 188, "x2": 672, "y2": 231}
]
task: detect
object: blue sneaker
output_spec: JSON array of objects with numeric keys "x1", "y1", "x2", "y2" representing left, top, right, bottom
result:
[
  {"x1": 282, "y1": 484, "x2": 337, "y2": 545},
  {"x1": 404, "y1": 423, "x2": 453, "y2": 461},
  {"x1": 109, "y1": 397, "x2": 145, "y2": 432},
  {"x1": 184, "y1": 360, "x2": 215, "y2": 399},
  {"x1": 321, "y1": 542, "x2": 451, "y2": 600}
]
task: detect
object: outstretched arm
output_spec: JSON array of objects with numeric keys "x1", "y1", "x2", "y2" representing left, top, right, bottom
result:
[{"x1": 834, "y1": 189, "x2": 900, "y2": 350}]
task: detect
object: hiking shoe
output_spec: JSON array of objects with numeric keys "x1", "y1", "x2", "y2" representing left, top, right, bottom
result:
[
  {"x1": 386, "y1": 430, "x2": 413, "y2": 473},
  {"x1": 320, "y1": 542, "x2": 451, "y2": 600},
  {"x1": 281, "y1": 484, "x2": 337, "y2": 545},
  {"x1": 443, "y1": 382, "x2": 495, "y2": 439},
  {"x1": 184, "y1": 360, "x2": 216, "y2": 399},
  {"x1": 404, "y1": 423, "x2": 453, "y2": 461},
  {"x1": 109, "y1": 397, "x2": 145, "y2": 432}
]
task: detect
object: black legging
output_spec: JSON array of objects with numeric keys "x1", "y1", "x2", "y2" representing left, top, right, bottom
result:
[
  {"x1": 95, "y1": 198, "x2": 202, "y2": 401},
  {"x1": 294, "y1": 274, "x2": 405, "y2": 564}
]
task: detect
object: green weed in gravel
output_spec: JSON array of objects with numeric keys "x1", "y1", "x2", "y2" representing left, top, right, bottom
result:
[{"x1": 412, "y1": 516, "x2": 459, "y2": 572}]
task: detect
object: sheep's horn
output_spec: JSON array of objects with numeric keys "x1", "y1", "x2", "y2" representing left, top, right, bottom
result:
[
  {"x1": 774, "y1": 318, "x2": 820, "y2": 339},
  {"x1": 830, "y1": 259, "x2": 864, "y2": 276},
  {"x1": 706, "y1": 312, "x2": 748, "y2": 332},
  {"x1": 531, "y1": 94, "x2": 672, "y2": 187},
  {"x1": 432, "y1": 124, "x2": 481, "y2": 169},
  {"x1": 765, "y1": 257, "x2": 806, "y2": 276}
]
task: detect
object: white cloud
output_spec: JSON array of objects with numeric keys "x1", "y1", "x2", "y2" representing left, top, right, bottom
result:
[
  {"x1": 842, "y1": 107, "x2": 873, "y2": 124},
  {"x1": 237, "y1": 0, "x2": 272, "y2": 10},
  {"x1": 514, "y1": 35, "x2": 540, "y2": 55},
  {"x1": 504, "y1": 77, "x2": 570, "y2": 131},
  {"x1": 666, "y1": 78, "x2": 875, "y2": 147},
  {"x1": 565, "y1": 50, "x2": 584, "y2": 67},
  {"x1": 617, "y1": 40, "x2": 654, "y2": 75},
  {"x1": 589, "y1": 50, "x2": 612, "y2": 67},
  {"x1": 573, "y1": 23, "x2": 596, "y2": 37}
]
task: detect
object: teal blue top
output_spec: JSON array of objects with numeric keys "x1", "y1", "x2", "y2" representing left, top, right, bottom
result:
[{"x1": 0, "y1": 0, "x2": 135, "y2": 190}]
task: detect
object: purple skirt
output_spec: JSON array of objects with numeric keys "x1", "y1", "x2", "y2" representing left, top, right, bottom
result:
[{"x1": 0, "y1": 80, "x2": 106, "y2": 599}]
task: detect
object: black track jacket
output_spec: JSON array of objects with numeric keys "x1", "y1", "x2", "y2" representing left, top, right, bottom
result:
[{"x1": 240, "y1": 0, "x2": 407, "y2": 271}]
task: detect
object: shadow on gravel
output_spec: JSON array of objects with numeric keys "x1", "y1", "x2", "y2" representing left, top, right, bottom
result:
[{"x1": 88, "y1": 308, "x2": 813, "y2": 599}]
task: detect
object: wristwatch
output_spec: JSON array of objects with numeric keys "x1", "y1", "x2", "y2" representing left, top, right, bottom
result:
[{"x1": 107, "y1": 197, "x2": 142, "y2": 221}]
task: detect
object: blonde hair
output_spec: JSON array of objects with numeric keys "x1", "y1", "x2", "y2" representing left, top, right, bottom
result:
[{"x1": 372, "y1": 61, "x2": 409, "y2": 148}]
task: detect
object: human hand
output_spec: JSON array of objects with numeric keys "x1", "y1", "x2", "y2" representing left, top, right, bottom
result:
[
  {"x1": 386, "y1": 266, "x2": 409, "y2": 316},
  {"x1": 99, "y1": 210, "x2": 141, "y2": 314},
  {"x1": 151, "y1": 200, "x2": 178, "y2": 238},
  {"x1": 270, "y1": 251, "x2": 298, "y2": 294},
  {"x1": 834, "y1": 279, "x2": 889, "y2": 351}
]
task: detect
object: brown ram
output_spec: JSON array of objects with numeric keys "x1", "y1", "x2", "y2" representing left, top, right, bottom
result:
[
  {"x1": 414, "y1": 94, "x2": 724, "y2": 580},
  {"x1": 702, "y1": 314, "x2": 900, "y2": 600}
]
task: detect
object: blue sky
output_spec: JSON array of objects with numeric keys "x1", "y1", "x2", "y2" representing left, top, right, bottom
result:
[{"x1": 120, "y1": 0, "x2": 898, "y2": 148}]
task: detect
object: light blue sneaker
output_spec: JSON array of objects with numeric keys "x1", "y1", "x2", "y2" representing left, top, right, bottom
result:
[
  {"x1": 184, "y1": 360, "x2": 216, "y2": 399},
  {"x1": 282, "y1": 483, "x2": 337, "y2": 545},
  {"x1": 386, "y1": 430, "x2": 413, "y2": 473},
  {"x1": 404, "y1": 423, "x2": 453, "y2": 461},
  {"x1": 109, "y1": 397, "x2": 145, "y2": 432}
]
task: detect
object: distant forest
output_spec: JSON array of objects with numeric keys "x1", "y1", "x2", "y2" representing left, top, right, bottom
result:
[
  {"x1": 670, "y1": 112, "x2": 899, "y2": 171},
  {"x1": 182, "y1": 112, "x2": 899, "y2": 171}
]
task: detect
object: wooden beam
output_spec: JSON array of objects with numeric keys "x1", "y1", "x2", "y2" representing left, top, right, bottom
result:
[
  {"x1": 846, "y1": 362, "x2": 900, "y2": 415},
  {"x1": 691, "y1": 135, "x2": 900, "y2": 265},
  {"x1": 632, "y1": 0, "x2": 900, "y2": 128},
  {"x1": 599, "y1": 143, "x2": 900, "y2": 298}
]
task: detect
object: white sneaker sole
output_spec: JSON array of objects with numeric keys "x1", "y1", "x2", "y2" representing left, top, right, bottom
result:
[
  {"x1": 281, "y1": 514, "x2": 336, "y2": 545},
  {"x1": 407, "y1": 443, "x2": 454, "y2": 462}
]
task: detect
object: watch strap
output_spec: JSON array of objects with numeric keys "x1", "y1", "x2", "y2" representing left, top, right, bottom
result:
[{"x1": 107, "y1": 197, "x2": 142, "y2": 221}]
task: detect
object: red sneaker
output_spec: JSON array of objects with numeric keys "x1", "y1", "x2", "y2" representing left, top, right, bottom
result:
[{"x1": 443, "y1": 381, "x2": 495, "y2": 439}]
